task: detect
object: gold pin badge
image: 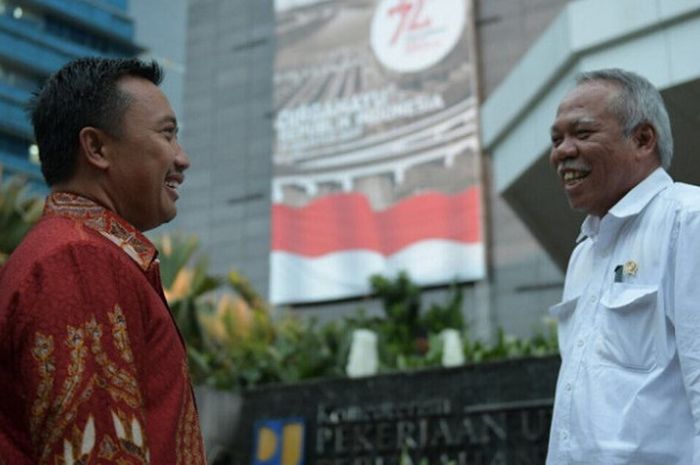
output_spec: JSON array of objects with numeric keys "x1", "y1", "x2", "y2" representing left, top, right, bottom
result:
[{"x1": 623, "y1": 260, "x2": 638, "y2": 277}]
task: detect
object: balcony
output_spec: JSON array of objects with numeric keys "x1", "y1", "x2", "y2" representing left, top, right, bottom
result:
[
  {"x1": 0, "y1": 81, "x2": 33, "y2": 105},
  {"x1": 0, "y1": 150, "x2": 42, "y2": 182},
  {"x1": 24, "y1": 0, "x2": 135, "y2": 44},
  {"x1": 0, "y1": 98, "x2": 33, "y2": 139}
]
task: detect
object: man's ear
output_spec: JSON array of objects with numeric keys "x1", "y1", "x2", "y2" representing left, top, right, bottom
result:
[
  {"x1": 633, "y1": 123, "x2": 657, "y2": 156},
  {"x1": 78, "y1": 127, "x2": 110, "y2": 170}
]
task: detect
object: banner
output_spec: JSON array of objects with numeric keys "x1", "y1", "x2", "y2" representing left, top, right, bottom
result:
[{"x1": 271, "y1": 0, "x2": 484, "y2": 304}]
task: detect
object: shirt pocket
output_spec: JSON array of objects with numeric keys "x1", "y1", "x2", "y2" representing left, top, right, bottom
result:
[
  {"x1": 549, "y1": 295, "x2": 580, "y2": 358},
  {"x1": 598, "y1": 284, "x2": 658, "y2": 371}
]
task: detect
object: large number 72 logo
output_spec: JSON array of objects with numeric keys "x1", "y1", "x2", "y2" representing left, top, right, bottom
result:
[{"x1": 388, "y1": 0, "x2": 432, "y2": 45}]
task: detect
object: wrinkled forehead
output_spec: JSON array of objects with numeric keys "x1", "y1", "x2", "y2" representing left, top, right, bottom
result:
[
  {"x1": 552, "y1": 81, "x2": 622, "y2": 128},
  {"x1": 559, "y1": 81, "x2": 621, "y2": 113}
]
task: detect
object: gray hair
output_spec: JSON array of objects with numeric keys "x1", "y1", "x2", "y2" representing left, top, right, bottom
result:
[{"x1": 576, "y1": 68, "x2": 673, "y2": 169}]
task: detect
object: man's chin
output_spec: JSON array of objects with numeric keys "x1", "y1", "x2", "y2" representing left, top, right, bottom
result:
[
  {"x1": 162, "y1": 208, "x2": 177, "y2": 225},
  {"x1": 566, "y1": 197, "x2": 590, "y2": 216},
  {"x1": 141, "y1": 210, "x2": 177, "y2": 232}
]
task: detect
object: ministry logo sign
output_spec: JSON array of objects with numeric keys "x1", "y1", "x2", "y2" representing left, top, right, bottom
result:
[{"x1": 253, "y1": 418, "x2": 305, "y2": 465}]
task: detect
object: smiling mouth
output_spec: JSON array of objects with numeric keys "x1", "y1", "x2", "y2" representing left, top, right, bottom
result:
[
  {"x1": 164, "y1": 175, "x2": 183, "y2": 199},
  {"x1": 562, "y1": 170, "x2": 589, "y2": 186}
]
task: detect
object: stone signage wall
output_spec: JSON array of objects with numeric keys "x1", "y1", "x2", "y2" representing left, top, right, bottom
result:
[{"x1": 231, "y1": 356, "x2": 560, "y2": 465}]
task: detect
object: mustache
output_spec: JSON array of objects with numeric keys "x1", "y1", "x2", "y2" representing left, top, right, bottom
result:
[{"x1": 556, "y1": 159, "x2": 590, "y2": 174}]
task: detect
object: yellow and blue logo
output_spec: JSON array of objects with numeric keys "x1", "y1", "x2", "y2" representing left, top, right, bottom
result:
[{"x1": 252, "y1": 418, "x2": 305, "y2": 465}]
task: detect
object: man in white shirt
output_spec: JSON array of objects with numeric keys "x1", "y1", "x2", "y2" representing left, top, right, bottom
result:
[{"x1": 546, "y1": 68, "x2": 700, "y2": 464}]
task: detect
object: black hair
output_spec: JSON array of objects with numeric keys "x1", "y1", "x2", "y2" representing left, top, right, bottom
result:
[{"x1": 29, "y1": 57, "x2": 164, "y2": 186}]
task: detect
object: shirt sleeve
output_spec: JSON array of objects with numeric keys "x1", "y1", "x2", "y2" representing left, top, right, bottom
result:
[
  {"x1": 13, "y1": 241, "x2": 152, "y2": 465},
  {"x1": 671, "y1": 208, "x2": 700, "y2": 462}
]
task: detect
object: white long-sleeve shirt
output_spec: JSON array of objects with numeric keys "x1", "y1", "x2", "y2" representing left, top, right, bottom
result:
[{"x1": 547, "y1": 168, "x2": 700, "y2": 465}]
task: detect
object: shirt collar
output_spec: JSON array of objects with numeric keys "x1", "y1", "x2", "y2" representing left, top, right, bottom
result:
[
  {"x1": 43, "y1": 192, "x2": 158, "y2": 271},
  {"x1": 577, "y1": 167, "x2": 672, "y2": 242}
]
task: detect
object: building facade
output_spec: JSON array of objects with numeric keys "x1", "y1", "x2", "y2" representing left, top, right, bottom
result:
[
  {"x1": 176, "y1": 0, "x2": 576, "y2": 341},
  {"x1": 0, "y1": 0, "x2": 140, "y2": 189}
]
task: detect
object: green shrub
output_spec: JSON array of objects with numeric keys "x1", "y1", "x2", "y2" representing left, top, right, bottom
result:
[
  {"x1": 0, "y1": 178, "x2": 559, "y2": 395},
  {"x1": 0, "y1": 175, "x2": 44, "y2": 266},
  {"x1": 176, "y1": 265, "x2": 558, "y2": 392}
]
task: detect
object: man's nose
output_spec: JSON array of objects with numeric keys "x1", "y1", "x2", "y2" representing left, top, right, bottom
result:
[
  {"x1": 175, "y1": 143, "x2": 191, "y2": 171},
  {"x1": 550, "y1": 136, "x2": 577, "y2": 165}
]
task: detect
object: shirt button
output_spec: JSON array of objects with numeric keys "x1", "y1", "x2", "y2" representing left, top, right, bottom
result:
[
  {"x1": 589, "y1": 296, "x2": 596, "y2": 304},
  {"x1": 577, "y1": 339, "x2": 584, "y2": 348},
  {"x1": 562, "y1": 431, "x2": 568, "y2": 440},
  {"x1": 566, "y1": 383, "x2": 572, "y2": 391}
]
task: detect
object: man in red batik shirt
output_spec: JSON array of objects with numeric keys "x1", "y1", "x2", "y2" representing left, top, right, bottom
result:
[{"x1": 0, "y1": 58, "x2": 206, "y2": 465}]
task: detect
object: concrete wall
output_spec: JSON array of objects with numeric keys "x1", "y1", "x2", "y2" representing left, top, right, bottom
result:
[
  {"x1": 174, "y1": 0, "x2": 275, "y2": 297},
  {"x1": 129, "y1": 0, "x2": 188, "y2": 123},
  {"x1": 475, "y1": 0, "x2": 571, "y2": 338},
  {"x1": 476, "y1": 0, "x2": 570, "y2": 98}
]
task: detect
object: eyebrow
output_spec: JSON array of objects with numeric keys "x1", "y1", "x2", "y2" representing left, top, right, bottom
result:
[
  {"x1": 551, "y1": 116, "x2": 597, "y2": 133},
  {"x1": 158, "y1": 115, "x2": 178, "y2": 126},
  {"x1": 573, "y1": 116, "x2": 596, "y2": 126}
]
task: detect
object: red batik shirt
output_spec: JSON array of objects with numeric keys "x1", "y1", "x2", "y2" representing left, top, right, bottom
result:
[{"x1": 0, "y1": 192, "x2": 206, "y2": 465}]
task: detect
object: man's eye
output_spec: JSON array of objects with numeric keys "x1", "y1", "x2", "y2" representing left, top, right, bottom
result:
[
  {"x1": 551, "y1": 136, "x2": 562, "y2": 147},
  {"x1": 576, "y1": 129, "x2": 591, "y2": 139},
  {"x1": 163, "y1": 127, "x2": 179, "y2": 138}
]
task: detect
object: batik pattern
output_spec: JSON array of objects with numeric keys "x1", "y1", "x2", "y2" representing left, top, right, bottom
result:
[{"x1": 30, "y1": 310, "x2": 148, "y2": 465}]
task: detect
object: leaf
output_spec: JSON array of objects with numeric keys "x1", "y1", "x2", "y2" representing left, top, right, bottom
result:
[
  {"x1": 0, "y1": 176, "x2": 44, "y2": 257},
  {"x1": 153, "y1": 233, "x2": 200, "y2": 288}
]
